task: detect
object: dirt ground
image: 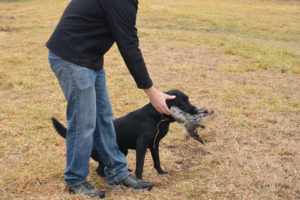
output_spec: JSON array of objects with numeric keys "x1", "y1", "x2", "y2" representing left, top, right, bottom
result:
[{"x1": 0, "y1": 0, "x2": 299, "y2": 199}]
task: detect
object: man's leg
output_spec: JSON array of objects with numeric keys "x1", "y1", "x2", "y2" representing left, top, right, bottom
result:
[
  {"x1": 49, "y1": 51, "x2": 105, "y2": 198},
  {"x1": 92, "y1": 68, "x2": 153, "y2": 190},
  {"x1": 93, "y1": 68, "x2": 130, "y2": 182}
]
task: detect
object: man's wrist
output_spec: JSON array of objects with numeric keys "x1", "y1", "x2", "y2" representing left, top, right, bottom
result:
[{"x1": 143, "y1": 85, "x2": 157, "y2": 97}]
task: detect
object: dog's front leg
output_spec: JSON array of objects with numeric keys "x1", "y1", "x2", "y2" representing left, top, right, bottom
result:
[
  {"x1": 150, "y1": 145, "x2": 168, "y2": 175},
  {"x1": 135, "y1": 141, "x2": 148, "y2": 180}
]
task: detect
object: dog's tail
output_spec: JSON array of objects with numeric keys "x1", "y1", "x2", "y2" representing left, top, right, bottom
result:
[{"x1": 51, "y1": 117, "x2": 67, "y2": 138}]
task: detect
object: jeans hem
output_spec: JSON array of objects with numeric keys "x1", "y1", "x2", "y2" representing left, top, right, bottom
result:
[
  {"x1": 107, "y1": 171, "x2": 130, "y2": 183},
  {"x1": 65, "y1": 179, "x2": 87, "y2": 187}
]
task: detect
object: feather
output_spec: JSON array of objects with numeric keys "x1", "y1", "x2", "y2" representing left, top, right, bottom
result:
[{"x1": 170, "y1": 106, "x2": 213, "y2": 144}]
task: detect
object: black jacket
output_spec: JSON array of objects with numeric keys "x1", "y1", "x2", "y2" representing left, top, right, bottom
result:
[{"x1": 46, "y1": 0, "x2": 153, "y2": 89}]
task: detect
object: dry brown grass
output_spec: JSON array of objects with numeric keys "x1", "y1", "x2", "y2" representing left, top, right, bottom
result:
[{"x1": 0, "y1": 0, "x2": 299, "y2": 199}]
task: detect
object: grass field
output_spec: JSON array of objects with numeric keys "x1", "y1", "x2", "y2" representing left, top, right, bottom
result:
[{"x1": 0, "y1": 0, "x2": 299, "y2": 199}]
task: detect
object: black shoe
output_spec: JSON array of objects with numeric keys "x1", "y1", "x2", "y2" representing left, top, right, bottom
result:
[
  {"x1": 106, "y1": 175, "x2": 153, "y2": 190},
  {"x1": 68, "y1": 181, "x2": 105, "y2": 198}
]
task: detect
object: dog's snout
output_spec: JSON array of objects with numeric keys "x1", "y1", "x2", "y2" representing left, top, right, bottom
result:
[{"x1": 196, "y1": 108, "x2": 213, "y2": 115}]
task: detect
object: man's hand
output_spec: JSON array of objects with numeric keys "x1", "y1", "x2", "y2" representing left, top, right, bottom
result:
[{"x1": 144, "y1": 86, "x2": 176, "y2": 115}]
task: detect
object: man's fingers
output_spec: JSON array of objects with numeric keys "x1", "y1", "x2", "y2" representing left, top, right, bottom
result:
[
  {"x1": 162, "y1": 104, "x2": 171, "y2": 115},
  {"x1": 156, "y1": 105, "x2": 163, "y2": 114},
  {"x1": 165, "y1": 110, "x2": 171, "y2": 115},
  {"x1": 161, "y1": 94, "x2": 173, "y2": 114},
  {"x1": 155, "y1": 104, "x2": 164, "y2": 114},
  {"x1": 165, "y1": 95, "x2": 176, "y2": 100},
  {"x1": 156, "y1": 104, "x2": 170, "y2": 115},
  {"x1": 149, "y1": 91, "x2": 174, "y2": 114}
]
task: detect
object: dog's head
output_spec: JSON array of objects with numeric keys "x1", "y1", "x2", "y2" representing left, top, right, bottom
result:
[{"x1": 165, "y1": 90, "x2": 199, "y2": 116}]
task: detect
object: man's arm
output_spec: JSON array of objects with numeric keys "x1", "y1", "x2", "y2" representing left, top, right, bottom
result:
[
  {"x1": 105, "y1": 0, "x2": 152, "y2": 89},
  {"x1": 105, "y1": 0, "x2": 175, "y2": 114}
]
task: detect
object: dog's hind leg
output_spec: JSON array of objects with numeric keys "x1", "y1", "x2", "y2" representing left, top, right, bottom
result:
[
  {"x1": 96, "y1": 164, "x2": 105, "y2": 177},
  {"x1": 150, "y1": 145, "x2": 168, "y2": 175},
  {"x1": 119, "y1": 148, "x2": 128, "y2": 157},
  {"x1": 92, "y1": 148, "x2": 106, "y2": 177}
]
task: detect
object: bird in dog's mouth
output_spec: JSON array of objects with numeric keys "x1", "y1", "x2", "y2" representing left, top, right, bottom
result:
[{"x1": 170, "y1": 106, "x2": 214, "y2": 144}]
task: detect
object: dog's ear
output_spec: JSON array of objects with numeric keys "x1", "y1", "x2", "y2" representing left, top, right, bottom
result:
[{"x1": 166, "y1": 96, "x2": 178, "y2": 108}]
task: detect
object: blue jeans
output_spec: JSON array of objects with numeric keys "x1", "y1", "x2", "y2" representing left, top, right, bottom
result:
[{"x1": 48, "y1": 51, "x2": 130, "y2": 185}]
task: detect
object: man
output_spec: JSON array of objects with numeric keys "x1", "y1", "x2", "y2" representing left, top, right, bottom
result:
[{"x1": 46, "y1": 0, "x2": 175, "y2": 198}]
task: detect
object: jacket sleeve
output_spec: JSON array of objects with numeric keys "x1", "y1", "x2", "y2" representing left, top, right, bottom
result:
[{"x1": 105, "y1": 0, "x2": 153, "y2": 89}]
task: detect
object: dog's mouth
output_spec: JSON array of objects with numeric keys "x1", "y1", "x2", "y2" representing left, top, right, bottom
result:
[
  {"x1": 195, "y1": 108, "x2": 214, "y2": 116},
  {"x1": 170, "y1": 106, "x2": 213, "y2": 145}
]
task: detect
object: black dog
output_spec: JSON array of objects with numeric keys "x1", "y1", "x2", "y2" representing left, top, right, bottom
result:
[{"x1": 52, "y1": 90, "x2": 205, "y2": 179}]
